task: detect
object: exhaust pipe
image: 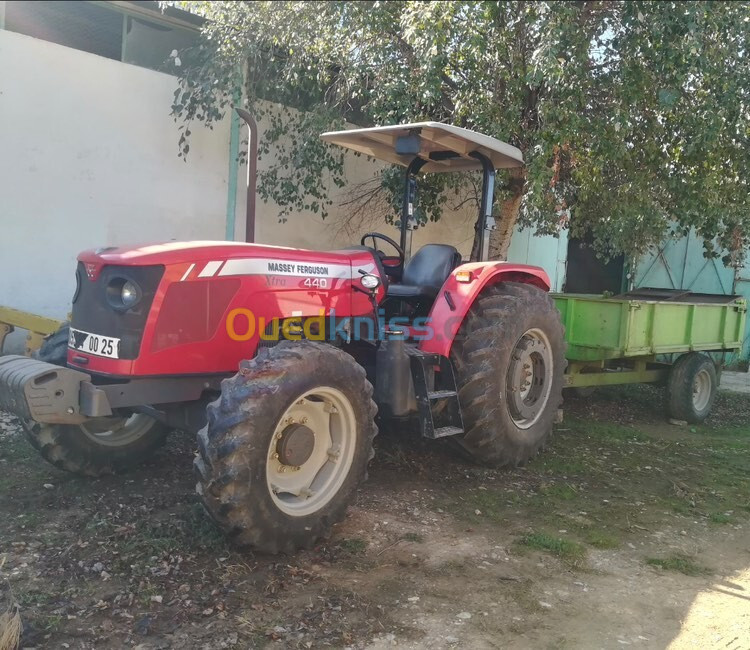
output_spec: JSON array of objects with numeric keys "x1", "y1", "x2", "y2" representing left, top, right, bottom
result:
[{"x1": 235, "y1": 108, "x2": 258, "y2": 243}]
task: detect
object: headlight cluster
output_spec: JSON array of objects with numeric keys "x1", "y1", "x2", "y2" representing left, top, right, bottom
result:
[
  {"x1": 106, "y1": 277, "x2": 141, "y2": 311},
  {"x1": 360, "y1": 274, "x2": 381, "y2": 290}
]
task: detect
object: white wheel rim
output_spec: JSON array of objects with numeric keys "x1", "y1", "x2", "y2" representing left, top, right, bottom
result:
[
  {"x1": 506, "y1": 328, "x2": 554, "y2": 430},
  {"x1": 692, "y1": 368, "x2": 712, "y2": 412},
  {"x1": 79, "y1": 414, "x2": 154, "y2": 447},
  {"x1": 266, "y1": 386, "x2": 357, "y2": 517}
]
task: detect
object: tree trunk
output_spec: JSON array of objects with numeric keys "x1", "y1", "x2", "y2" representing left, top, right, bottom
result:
[{"x1": 470, "y1": 168, "x2": 526, "y2": 261}]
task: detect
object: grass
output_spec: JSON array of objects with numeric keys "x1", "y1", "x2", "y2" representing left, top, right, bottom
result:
[
  {"x1": 117, "y1": 503, "x2": 228, "y2": 559},
  {"x1": 583, "y1": 528, "x2": 620, "y2": 549},
  {"x1": 538, "y1": 483, "x2": 579, "y2": 501},
  {"x1": 15, "y1": 512, "x2": 45, "y2": 531},
  {"x1": 0, "y1": 433, "x2": 36, "y2": 463},
  {"x1": 0, "y1": 432, "x2": 51, "y2": 489},
  {"x1": 338, "y1": 538, "x2": 368, "y2": 554},
  {"x1": 41, "y1": 614, "x2": 64, "y2": 633},
  {"x1": 434, "y1": 385, "x2": 749, "y2": 572},
  {"x1": 458, "y1": 489, "x2": 513, "y2": 522},
  {"x1": 518, "y1": 532, "x2": 585, "y2": 566},
  {"x1": 17, "y1": 590, "x2": 55, "y2": 607},
  {"x1": 646, "y1": 555, "x2": 711, "y2": 577}
]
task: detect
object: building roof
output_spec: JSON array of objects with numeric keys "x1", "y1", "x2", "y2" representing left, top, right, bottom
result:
[{"x1": 320, "y1": 122, "x2": 524, "y2": 172}]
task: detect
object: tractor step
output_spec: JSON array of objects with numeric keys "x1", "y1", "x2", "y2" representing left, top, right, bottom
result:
[
  {"x1": 407, "y1": 347, "x2": 464, "y2": 440},
  {"x1": 427, "y1": 389, "x2": 457, "y2": 400},
  {"x1": 432, "y1": 425, "x2": 464, "y2": 438}
]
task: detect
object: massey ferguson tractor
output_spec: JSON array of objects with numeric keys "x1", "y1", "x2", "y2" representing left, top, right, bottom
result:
[{"x1": 0, "y1": 123, "x2": 564, "y2": 553}]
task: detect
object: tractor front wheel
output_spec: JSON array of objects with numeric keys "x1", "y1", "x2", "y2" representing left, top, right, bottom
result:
[
  {"x1": 451, "y1": 282, "x2": 566, "y2": 468},
  {"x1": 23, "y1": 415, "x2": 169, "y2": 476},
  {"x1": 24, "y1": 322, "x2": 168, "y2": 476},
  {"x1": 195, "y1": 341, "x2": 377, "y2": 553}
]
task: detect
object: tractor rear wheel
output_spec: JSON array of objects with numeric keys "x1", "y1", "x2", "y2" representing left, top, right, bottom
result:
[
  {"x1": 195, "y1": 341, "x2": 377, "y2": 553},
  {"x1": 23, "y1": 323, "x2": 168, "y2": 476},
  {"x1": 451, "y1": 282, "x2": 566, "y2": 468}
]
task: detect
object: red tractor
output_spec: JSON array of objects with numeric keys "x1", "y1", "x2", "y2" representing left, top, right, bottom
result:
[{"x1": 0, "y1": 122, "x2": 565, "y2": 552}]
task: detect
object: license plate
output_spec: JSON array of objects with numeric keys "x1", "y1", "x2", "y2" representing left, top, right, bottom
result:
[{"x1": 68, "y1": 327, "x2": 120, "y2": 359}]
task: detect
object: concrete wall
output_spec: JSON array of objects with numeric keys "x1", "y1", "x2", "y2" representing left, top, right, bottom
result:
[{"x1": 0, "y1": 28, "x2": 240, "y2": 349}]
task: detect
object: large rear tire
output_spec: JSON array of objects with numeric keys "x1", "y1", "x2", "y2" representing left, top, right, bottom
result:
[
  {"x1": 450, "y1": 282, "x2": 566, "y2": 468},
  {"x1": 195, "y1": 341, "x2": 377, "y2": 553},
  {"x1": 23, "y1": 323, "x2": 168, "y2": 476}
]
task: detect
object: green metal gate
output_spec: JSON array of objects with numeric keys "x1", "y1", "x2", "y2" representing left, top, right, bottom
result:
[
  {"x1": 633, "y1": 229, "x2": 750, "y2": 363},
  {"x1": 736, "y1": 250, "x2": 750, "y2": 361}
]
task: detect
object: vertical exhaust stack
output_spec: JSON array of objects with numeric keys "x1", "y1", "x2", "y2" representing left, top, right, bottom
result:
[{"x1": 235, "y1": 108, "x2": 258, "y2": 243}]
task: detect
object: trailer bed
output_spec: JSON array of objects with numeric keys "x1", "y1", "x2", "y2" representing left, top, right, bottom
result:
[{"x1": 553, "y1": 290, "x2": 747, "y2": 362}]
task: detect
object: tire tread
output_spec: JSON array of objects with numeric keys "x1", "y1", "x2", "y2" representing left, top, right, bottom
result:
[
  {"x1": 195, "y1": 340, "x2": 377, "y2": 553},
  {"x1": 450, "y1": 282, "x2": 566, "y2": 468}
]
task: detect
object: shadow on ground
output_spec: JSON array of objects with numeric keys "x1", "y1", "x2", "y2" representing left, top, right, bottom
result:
[{"x1": 1, "y1": 384, "x2": 749, "y2": 648}]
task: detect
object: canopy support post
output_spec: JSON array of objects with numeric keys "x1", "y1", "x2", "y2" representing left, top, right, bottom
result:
[
  {"x1": 400, "y1": 157, "x2": 428, "y2": 262},
  {"x1": 469, "y1": 151, "x2": 496, "y2": 262}
]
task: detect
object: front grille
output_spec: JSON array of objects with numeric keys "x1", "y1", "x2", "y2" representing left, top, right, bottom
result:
[{"x1": 71, "y1": 263, "x2": 164, "y2": 359}]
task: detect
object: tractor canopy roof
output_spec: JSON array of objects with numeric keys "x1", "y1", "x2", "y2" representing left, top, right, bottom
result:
[{"x1": 320, "y1": 122, "x2": 523, "y2": 173}]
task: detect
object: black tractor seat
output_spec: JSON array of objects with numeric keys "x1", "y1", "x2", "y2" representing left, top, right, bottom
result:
[{"x1": 387, "y1": 244, "x2": 462, "y2": 300}]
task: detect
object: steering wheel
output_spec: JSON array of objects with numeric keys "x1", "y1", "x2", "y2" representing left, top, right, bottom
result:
[{"x1": 360, "y1": 232, "x2": 405, "y2": 276}]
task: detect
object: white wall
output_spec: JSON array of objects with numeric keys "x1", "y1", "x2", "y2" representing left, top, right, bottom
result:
[{"x1": 0, "y1": 29, "x2": 238, "y2": 349}]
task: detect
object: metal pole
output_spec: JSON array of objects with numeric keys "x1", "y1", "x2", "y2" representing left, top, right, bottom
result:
[
  {"x1": 235, "y1": 108, "x2": 258, "y2": 243},
  {"x1": 225, "y1": 104, "x2": 241, "y2": 241},
  {"x1": 400, "y1": 157, "x2": 427, "y2": 261}
]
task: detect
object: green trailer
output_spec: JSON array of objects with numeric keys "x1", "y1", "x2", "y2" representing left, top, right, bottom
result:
[{"x1": 554, "y1": 289, "x2": 747, "y2": 422}]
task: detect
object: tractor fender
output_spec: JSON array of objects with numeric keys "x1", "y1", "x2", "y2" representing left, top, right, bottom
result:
[{"x1": 418, "y1": 262, "x2": 551, "y2": 358}]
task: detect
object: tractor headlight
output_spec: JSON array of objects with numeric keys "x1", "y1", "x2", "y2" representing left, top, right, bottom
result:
[
  {"x1": 106, "y1": 277, "x2": 141, "y2": 311},
  {"x1": 360, "y1": 274, "x2": 381, "y2": 290},
  {"x1": 121, "y1": 281, "x2": 139, "y2": 308}
]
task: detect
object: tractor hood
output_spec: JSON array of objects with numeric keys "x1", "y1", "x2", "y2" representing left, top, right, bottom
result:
[
  {"x1": 78, "y1": 241, "x2": 361, "y2": 269},
  {"x1": 70, "y1": 240, "x2": 382, "y2": 377},
  {"x1": 76, "y1": 240, "x2": 381, "y2": 284}
]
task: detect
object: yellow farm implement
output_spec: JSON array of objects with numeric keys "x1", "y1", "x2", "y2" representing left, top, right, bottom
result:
[{"x1": 0, "y1": 306, "x2": 63, "y2": 356}]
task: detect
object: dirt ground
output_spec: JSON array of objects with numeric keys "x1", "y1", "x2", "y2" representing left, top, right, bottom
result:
[{"x1": 1, "y1": 385, "x2": 749, "y2": 649}]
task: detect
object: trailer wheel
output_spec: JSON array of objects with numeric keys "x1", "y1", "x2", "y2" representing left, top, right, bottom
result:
[
  {"x1": 23, "y1": 323, "x2": 168, "y2": 476},
  {"x1": 666, "y1": 352, "x2": 717, "y2": 423},
  {"x1": 451, "y1": 282, "x2": 566, "y2": 468},
  {"x1": 195, "y1": 341, "x2": 377, "y2": 553}
]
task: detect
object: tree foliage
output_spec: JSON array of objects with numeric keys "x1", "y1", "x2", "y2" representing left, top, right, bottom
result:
[{"x1": 168, "y1": 1, "x2": 750, "y2": 263}]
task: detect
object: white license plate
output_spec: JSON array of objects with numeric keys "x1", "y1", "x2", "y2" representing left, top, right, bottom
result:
[{"x1": 68, "y1": 328, "x2": 120, "y2": 359}]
